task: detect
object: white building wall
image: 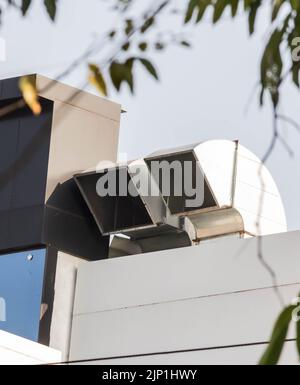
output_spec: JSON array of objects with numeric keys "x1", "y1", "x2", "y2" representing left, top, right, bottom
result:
[
  {"x1": 69, "y1": 231, "x2": 300, "y2": 365},
  {"x1": 49, "y1": 252, "x2": 87, "y2": 361},
  {"x1": 0, "y1": 330, "x2": 61, "y2": 365}
]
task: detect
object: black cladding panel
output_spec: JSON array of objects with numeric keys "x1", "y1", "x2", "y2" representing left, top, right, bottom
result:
[
  {"x1": 0, "y1": 115, "x2": 18, "y2": 210},
  {"x1": 0, "y1": 76, "x2": 24, "y2": 101},
  {"x1": 0, "y1": 96, "x2": 53, "y2": 252},
  {"x1": 44, "y1": 179, "x2": 109, "y2": 260}
]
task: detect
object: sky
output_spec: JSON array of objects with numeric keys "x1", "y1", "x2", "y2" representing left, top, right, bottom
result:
[{"x1": 0, "y1": 0, "x2": 300, "y2": 230}]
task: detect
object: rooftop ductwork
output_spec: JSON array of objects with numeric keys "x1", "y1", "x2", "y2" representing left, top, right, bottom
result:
[
  {"x1": 74, "y1": 140, "x2": 287, "y2": 257},
  {"x1": 145, "y1": 140, "x2": 287, "y2": 238},
  {"x1": 74, "y1": 161, "x2": 192, "y2": 254}
]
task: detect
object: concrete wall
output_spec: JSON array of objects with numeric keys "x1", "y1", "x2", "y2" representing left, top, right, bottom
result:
[{"x1": 69, "y1": 231, "x2": 300, "y2": 365}]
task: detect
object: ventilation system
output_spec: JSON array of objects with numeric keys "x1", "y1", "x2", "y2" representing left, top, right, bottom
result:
[{"x1": 74, "y1": 140, "x2": 287, "y2": 257}]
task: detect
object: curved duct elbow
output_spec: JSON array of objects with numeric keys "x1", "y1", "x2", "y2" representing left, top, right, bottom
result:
[{"x1": 184, "y1": 208, "x2": 244, "y2": 242}]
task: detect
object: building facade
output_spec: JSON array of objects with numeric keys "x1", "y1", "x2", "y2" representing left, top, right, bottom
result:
[{"x1": 0, "y1": 75, "x2": 297, "y2": 365}]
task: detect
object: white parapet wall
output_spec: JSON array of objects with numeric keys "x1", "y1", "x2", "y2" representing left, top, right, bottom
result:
[
  {"x1": 68, "y1": 231, "x2": 300, "y2": 365},
  {"x1": 0, "y1": 330, "x2": 61, "y2": 365}
]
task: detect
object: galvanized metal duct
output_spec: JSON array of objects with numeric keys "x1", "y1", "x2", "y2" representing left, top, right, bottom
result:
[{"x1": 185, "y1": 208, "x2": 244, "y2": 242}]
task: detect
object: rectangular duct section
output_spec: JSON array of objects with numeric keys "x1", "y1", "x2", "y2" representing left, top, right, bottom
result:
[{"x1": 144, "y1": 149, "x2": 218, "y2": 216}]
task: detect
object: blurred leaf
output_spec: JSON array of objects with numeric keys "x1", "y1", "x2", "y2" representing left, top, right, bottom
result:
[
  {"x1": 261, "y1": 52, "x2": 282, "y2": 107},
  {"x1": 122, "y1": 42, "x2": 130, "y2": 51},
  {"x1": 125, "y1": 19, "x2": 134, "y2": 35},
  {"x1": 138, "y1": 42, "x2": 148, "y2": 52},
  {"x1": 141, "y1": 16, "x2": 154, "y2": 33},
  {"x1": 155, "y1": 42, "x2": 165, "y2": 50},
  {"x1": 185, "y1": 0, "x2": 211, "y2": 24},
  {"x1": 109, "y1": 59, "x2": 134, "y2": 93},
  {"x1": 271, "y1": 0, "x2": 285, "y2": 21},
  {"x1": 231, "y1": 0, "x2": 239, "y2": 17},
  {"x1": 290, "y1": 0, "x2": 300, "y2": 11},
  {"x1": 248, "y1": 0, "x2": 262, "y2": 35},
  {"x1": 88, "y1": 64, "x2": 107, "y2": 96},
  {"x1": 185, "y1": 0, "x2": 199, "y2": 23},
  {"x1": 108, "y1": 30, "x2": 116, "y2": 39},
  {"x1": 293, "y1": 293, "x2": 300, "y2": 359},
  {"x1": 213, "y1": 0, "x2": 228, "y2": 24},
  {"x1": 44, "y1": 0, "x2": 57, "y2": 21},
  {"x1": 180, "y1": 40, "x2": 191, "y2": 47},
  {"x1": 21, "y1": 0, "x2": 32, "y2": 16},
  {"x1": 123, "y1": 58, "x2": 134, "y2": 92},
  {"x1": 244, "y1": 0, "x2": 252, "y2": 10},
  {"x1": 138, "y1": 58, "x2": 159, "y2": 80},
  {"x1": 196, "y1": 0, "x2": 211, "y2": 22},
  {"x1": 259, "y1": 305, "x2": 295, "y2": 365},
  {"x1": 19, "y1": 75, "x2": 41, "y2": 115},
  {"x1": 288, "y1": 12, "x2": 300, "y2": 88},
  {"x1": 260, "y1": 13, "x2": 290, "y2": 106}
]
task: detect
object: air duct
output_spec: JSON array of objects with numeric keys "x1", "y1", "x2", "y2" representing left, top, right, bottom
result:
[{"x1": 74, "y1": 140, "x2": 287, "y2": 256}]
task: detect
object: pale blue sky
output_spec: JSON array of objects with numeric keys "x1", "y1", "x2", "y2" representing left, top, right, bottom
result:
[{"x1": 1, "y1": 0, "x2": 299, "y2": 230}]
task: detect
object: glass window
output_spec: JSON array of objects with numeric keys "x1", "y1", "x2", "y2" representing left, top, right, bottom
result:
[{"x1": 0, "y1": 248, "x2": 46, "y2": 341}]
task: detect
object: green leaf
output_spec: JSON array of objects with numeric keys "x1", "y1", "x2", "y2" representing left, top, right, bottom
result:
[
  {"x1": 21, "y1": 0, "x2": 32, "y2": 16},
  {"x1": 259, "y1": 305, "x2": 294, "y2": 365},
  {"x1": 184, "y1": 0, "x2": 198, "y2": 23},
  {"x1": 141, "y1": 16, "x2": 154, "y2": 33},
  {"x1": 108, "y1": 30, "x2": 116, "y2": 39},
  {"x1": 244, "y1": 0, "x2": 252, "y2": 10},
  {"x1": 271, "y1": 0, "x2": 285, "y2": 21},
  {"x1": 213, "y1": 0, "x2": 228, "y2": 24},
  {"x1": 196, "y1": 0, "x2": 211, "y2": 22},
  {"x1": 138, "y1": 42, "x2": 148, "y2": 52},
  {"x1": 184, "y1": 0, "x2": 210, "y2": 24},
  {"x1": 260, "y1": 13, "x2": 291, "y2": 106},
  {"x1": 44, "y1": 0, "x2": 57, "y2": 21},
  {"x1": 124, "y1": 58, "x2": 135, "y2": 92},
  {"x1": 290, "y1": 0, "x2": 300, "y2": 11},
  {"x1": 88, "y1": 64, "x2": 107, "y2": 96},
  {"x1": 122, "y1": 42, "x2": 130, "y2": 51},
  {"x1": 248, "y1": 1, "x2": 261, "y2": 35},
  {"x1": 295, "y1": 299, "x2": 300, "y2": 358},
  {"x1": 109, "y1": 59, "x2": 134, "y2": 93},
  {"x1": 230, "y1": 0, "x2": 239, "y2": 17},
  {"x1": 138, "y1": 58, "x2": 159, "y2": 80},
  {"x1": 125, "y1": 19, "x2": 134, "y2": 36}
]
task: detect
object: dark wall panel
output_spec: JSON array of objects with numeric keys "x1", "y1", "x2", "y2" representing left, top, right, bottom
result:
[{"x1": 0, "y1": 98, "x2": 53, "y2": 252}]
